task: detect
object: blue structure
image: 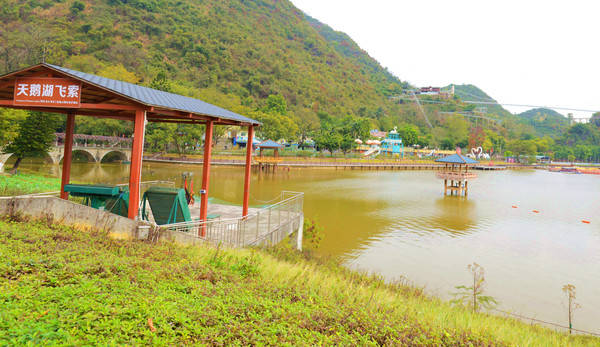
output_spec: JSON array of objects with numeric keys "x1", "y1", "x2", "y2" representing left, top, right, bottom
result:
[
  {"x1": 435, "y1": 153, "x2": 479, "y2": 165},
  {"x1": 234, "y1": 131, "x2": 261, "y2": 148},
  {"x1": 380, "y1": 128, "x2": 404, "y2": 158}
]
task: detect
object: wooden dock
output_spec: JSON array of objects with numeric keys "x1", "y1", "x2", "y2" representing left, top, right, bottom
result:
[
  {"x1": 144, "y1": 157, "x2": 540, "y2": 171},
  {"x1": 473, "y1": 165, "x2": 507, "y2": 171}
]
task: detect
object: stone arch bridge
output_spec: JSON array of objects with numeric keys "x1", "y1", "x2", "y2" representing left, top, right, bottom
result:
[{"x1": 1, "y1": 146, "x2": 131, "y2": 171}]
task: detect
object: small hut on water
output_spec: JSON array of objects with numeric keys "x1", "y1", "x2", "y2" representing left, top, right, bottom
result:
[
  {"x1": 435, "y1": 153, "x2": 478, "y2": 196},
  {"x1": 255, "y1": 140, "x2": 284, "y2": 171}
]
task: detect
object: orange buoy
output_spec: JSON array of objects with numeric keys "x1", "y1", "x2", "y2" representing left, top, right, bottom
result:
[
  {"x1": 532, "y1": 210, "x2": 540, "y2": 213},
  {"x1": 582, "y1": 220, "x2": 591, "y2": 224}
]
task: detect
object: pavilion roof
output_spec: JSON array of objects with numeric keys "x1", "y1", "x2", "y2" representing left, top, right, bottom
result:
[
  {"x1": 256, "y1": 140, "x2": 284, "y2": 149},
  {"x1": 0, "y1": 63, "x2": 259, "y2": 126},
  {"x1": 435, "y1": 153, "x2": 478, "y2": 164}
]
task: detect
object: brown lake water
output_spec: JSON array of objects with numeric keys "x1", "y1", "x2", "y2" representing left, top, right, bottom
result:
[{"x1": 23, "y1": 162, "x2": 600, "y2": 333}]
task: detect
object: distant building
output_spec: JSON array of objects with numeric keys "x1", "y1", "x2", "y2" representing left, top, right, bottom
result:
[
  {"x1": 370, "y1": 129, "x2": 387, "y2": 138},
  {"x1": 416, "y1": 86, "x2": 454, "y2": 98},
  {"x1": 420, "y1": 86, "x2": 441, "y2": 95}
]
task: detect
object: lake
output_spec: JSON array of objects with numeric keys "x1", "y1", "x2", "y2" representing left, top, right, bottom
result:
[{"x1": 22, "y1": 162, "x2": 600, "y2": 333}]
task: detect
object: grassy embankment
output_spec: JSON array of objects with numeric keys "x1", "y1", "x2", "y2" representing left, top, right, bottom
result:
[
  {"x1": 0, "y1": 173, "x2": 61, "y2": 196},
  {"x1": 0, "y1": 218, "x2": 596, "y2": 345}
]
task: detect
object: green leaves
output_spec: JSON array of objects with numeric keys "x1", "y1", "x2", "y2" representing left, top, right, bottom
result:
[{"x1": 451, "y1": 263, "x2": 498, "y2": 313}]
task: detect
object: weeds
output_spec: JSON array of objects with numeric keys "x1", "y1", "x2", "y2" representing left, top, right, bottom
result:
[
  {"x1": 0, "y1": 219, "x2": 595, "y2": 346},
  {"x1": 452, "y1": 262, "x2": 498, "y2": 312},
  {"x1": 562, "y1": 284, "x2": 580, "y2": 334}
]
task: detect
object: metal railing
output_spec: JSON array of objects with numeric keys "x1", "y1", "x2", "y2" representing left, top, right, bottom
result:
[{"x1": 161, "y1": 191, "x2": 304, "y2": 248}]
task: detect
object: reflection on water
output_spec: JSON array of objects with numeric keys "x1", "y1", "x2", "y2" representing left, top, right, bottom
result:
[
  {"x1": 431, "y1": 197, "x2": 477, "y2": 235},
  {"x1": 17, "y1": 162, "x2": 600, "y2": 333}
]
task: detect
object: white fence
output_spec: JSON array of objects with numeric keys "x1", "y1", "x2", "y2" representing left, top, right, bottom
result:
[{"x1": 161, "y1": 191, "x2": 304, "y2": 248}]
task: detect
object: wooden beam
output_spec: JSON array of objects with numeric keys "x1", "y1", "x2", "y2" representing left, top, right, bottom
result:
[
  {"x1": 0, "y1": 104, "x2": 133, "y2": 120},
  {"x1": 149, "y1": 108, "x2": 211, "y2": 121},
  {"x1": 242, "y1": 125, "x2": 254, "y2": 217},
  {"x1": 146, "y1": 119, "x2": 205, "y2": 125},
  {"x1": 60, "y1": 113, "x2": 75, "y2": 200},
  {"x1": 199, "y1": 120, "x2": 214, "y2": 237},
  {"x1": 128, "y1": 110, "x2": 146, "y2": 219},
  {"x1": 80, "y1": 103, "x2": 143, "y2": 111},
  {"x1": 0, "y1": 80, "x2": 15, "y2": 89}
]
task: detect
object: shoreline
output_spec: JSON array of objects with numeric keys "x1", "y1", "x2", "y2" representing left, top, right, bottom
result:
[{"x1": 143, "y1": 156, "x2": 539, "y2": 170}]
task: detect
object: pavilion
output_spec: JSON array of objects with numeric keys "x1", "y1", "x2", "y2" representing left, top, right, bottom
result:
[
  {"x1": 0, "y1": 63, "x2": 260, "y2": 234},
  {"x1": 255, "y1": 140, "x2": 284, "y2": 171},
  {"x1": 435, "y1": 153, "x2": 478, "y2": 196},
  {"x1": 256, "y1": 140, "x2": 284, "y2": 158}
]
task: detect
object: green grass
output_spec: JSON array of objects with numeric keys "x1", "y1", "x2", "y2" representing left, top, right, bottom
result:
[
  {"x1": 0, "y1": 219, "x2": 596, "y2": 345},
  {"x1": 0, "y1": 173, "x2": 61, "y2": 196}
]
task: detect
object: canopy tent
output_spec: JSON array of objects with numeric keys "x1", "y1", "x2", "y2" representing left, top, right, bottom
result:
[{"x1": 0, "y1": 63, "x2": 259, "y2": 234}]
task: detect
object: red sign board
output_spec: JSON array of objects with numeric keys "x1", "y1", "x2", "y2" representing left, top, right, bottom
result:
[{"x1": 13, "y1": 77, "x2": 82, "y2": 108}]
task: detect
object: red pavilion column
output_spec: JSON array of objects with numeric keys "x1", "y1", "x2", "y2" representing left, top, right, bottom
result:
[
  {"x1": 128, "y1": 109, "x2": 146, "y2": 219},
  {"x1": 199, "y1": 120, "x2": 214, "y2": 236},
  {"x1": 60, "y1": 113, "x2": 75, "y2": 200},
  {"x1": 242, "y1": 125, "x2": 254, "y2": 217}
]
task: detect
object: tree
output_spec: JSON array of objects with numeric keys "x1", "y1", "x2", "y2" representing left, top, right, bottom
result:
[
  {"x1": 398, "y1": 124, "x2": 420, "y2": 146},
  {"x1": 0, "y1": 108, "x2": 28, "y2": 146},
  {"x1": 591, "y1": 112, "x2": 600, "y2": 127},
  {"x1": 297, "y1": 111, "x2": 320, "y2": 148},
  {"x1": 145, "y1": 123, "x2": 176, "y2": 152},
  {"x1": 149, "y1": 71, "x2": 173, "y2": 92},
  {"x1": 76, "y1": 117, "x2": 132, "y2": 136},
  {"x1": 252, "y1": 111, "x2": 298, "y2": 142},
  {"x1": 574, "y1": 145, "x2": 592, "y2": 162},
  {"x1": 172, "y1": 124, "x2": 204, "y2": 155},
  {"x1": 452, "y1": 263, "x2": 498, "y2": 313},
  {"x1": 468, "y1": 126, "x2": 485, "y2": 150},
  {"x1": 314, "y1": 131, "x2": 341, "y2": 155},
  {"x1": 4, "y1": 112, "x2": 60, "y2": 169},
  {"x1": 97, "y1": 64, "x2": 139, "y2": 84},
  {"x1": 562, "y1": 284, "x2": 580, "y2": 334},
  {"x1": 263, "y1": 94, "x2": 287, "y2": 115},
  {"x1": 70, "y1": 1, "x2": 86, "y2": 16},
  {"x1": 339, "y1": 115, "x2": 370, "y2": 141},
  {"x1": 443, "y1": 115, "x2": 469, "y2": 149}
]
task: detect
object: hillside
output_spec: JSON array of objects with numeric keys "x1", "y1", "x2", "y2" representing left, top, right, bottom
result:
[
  {"x1": 0, "y1": 0, "x2": 408, "y2": 121},
  {"x1": 0, "y1": 0, "x2": 573, "y2": 151},
  {"x1": 304, "y1": 14, "x2": 409, "y2": 96},
  {"x1": 1, "y1": 218, "x2": 596, "y2": 345},
  {"x1": 447, "y1": 84, "x2": 512, "y2": 117},
  {"x1": 517, "y1": 108, "x2": 569, "y2": 138},
  {"x1": 519, "y1": 107, "x2": 565, "y2": 120}
]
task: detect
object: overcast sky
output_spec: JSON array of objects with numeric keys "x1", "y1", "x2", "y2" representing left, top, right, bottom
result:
[{"x1": 291, "y1": 0, "x2": 599, "y2": 117}]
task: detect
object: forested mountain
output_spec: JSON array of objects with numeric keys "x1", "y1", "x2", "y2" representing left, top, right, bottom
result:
[
  {"x1": 0, "y1": 0, "x2": 407, "y2": 122},
  {"x1": 0, "y1": 0, "x2": 595, "y2": 160},
  {"x1": 517, "y1": 108, "x2": 569, "y2": 138},
  {"x1": 518, "y1": 108, "x2": 565, "y2": 120}
]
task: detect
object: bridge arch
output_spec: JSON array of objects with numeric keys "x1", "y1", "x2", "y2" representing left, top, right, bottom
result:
[
  {"x1": 100, "y1": 150, "x2": 130, "y2": 163},
  {"x1": 72, "y1": 149, "x2": 98, "y2": 163},
  {"x1": 0, "y1": 152, "x2": 56, "y2": 171},
  {"x1": 55, "y1": 148, "x2": 98, "y2": 164}
]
